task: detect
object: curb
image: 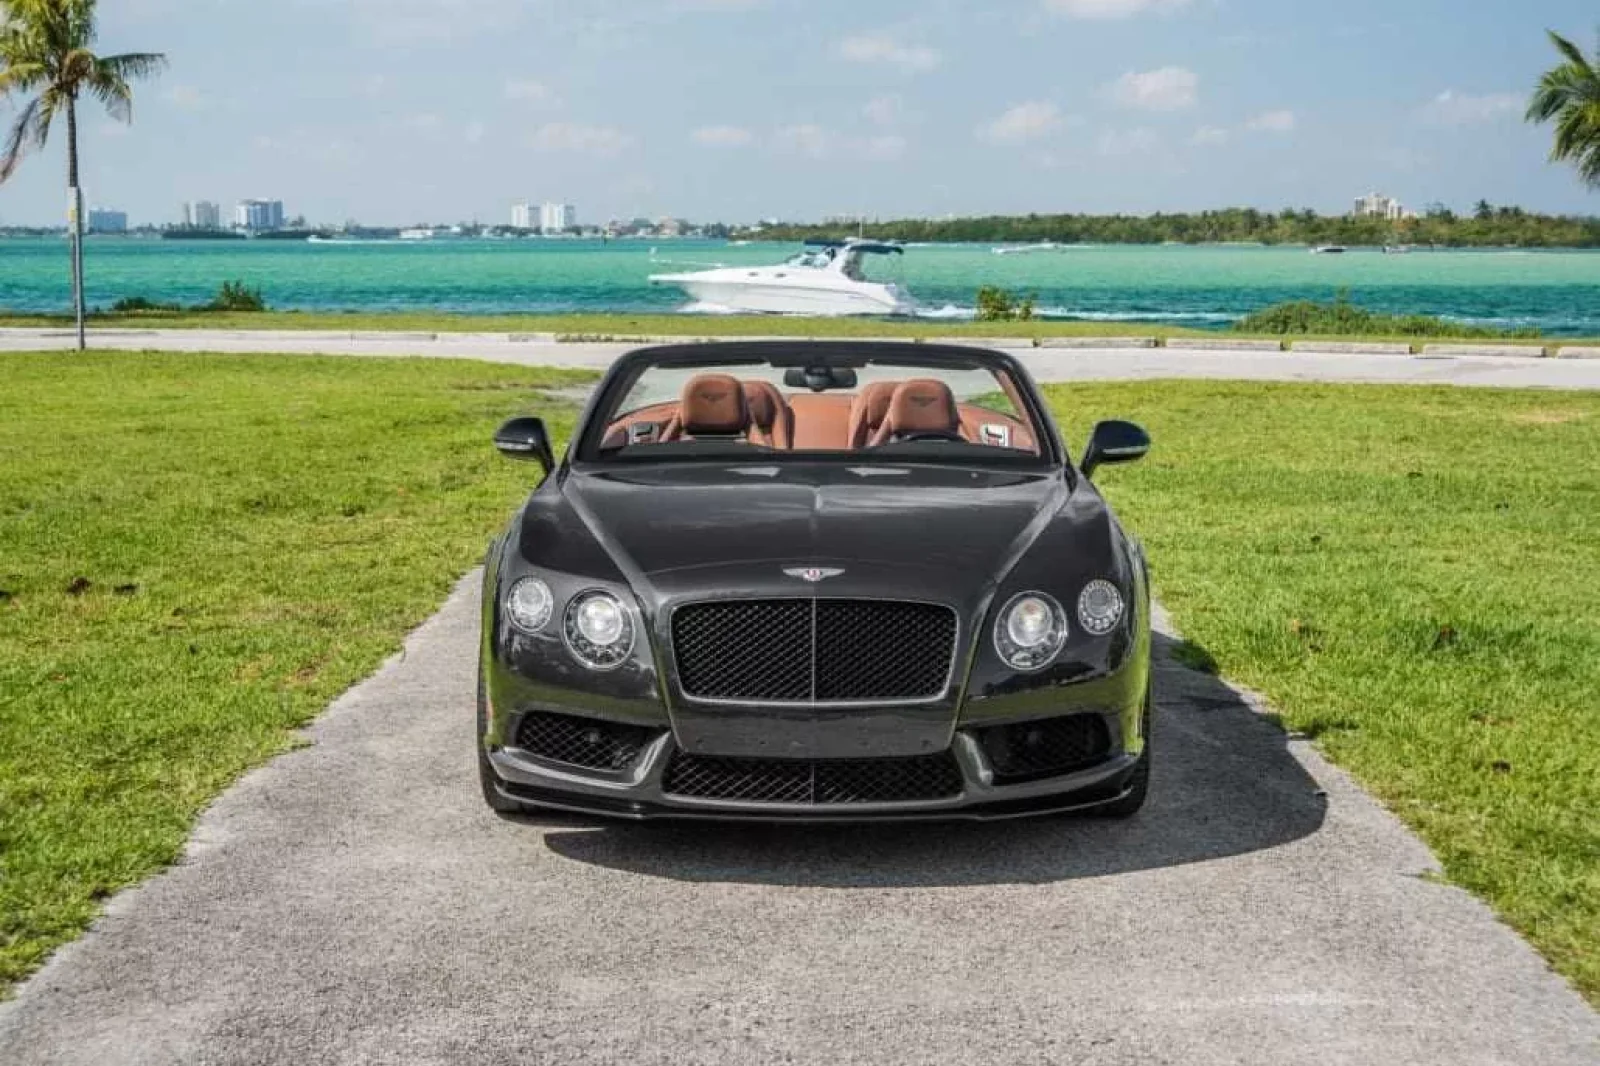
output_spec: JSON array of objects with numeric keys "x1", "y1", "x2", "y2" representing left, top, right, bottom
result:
[
  {"x1": 1035, "y1": 337, "x2": 1161, "y2": 350},
  {"x1": 1289, "y1": 341, "x2": 1413, "y2": 355},
  {"x1": 1419, "y1": 344, "x2": 1550, "y2": 358},
  {"x1": 1554, "y1": 347, "x2": 1600, "y2": 360},
  {"x1": 1166, "y1": 338, "x2": 1285, "y2": 352}
]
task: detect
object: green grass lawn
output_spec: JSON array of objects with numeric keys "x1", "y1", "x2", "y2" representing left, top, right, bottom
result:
[
  {"x1": 0, "y1": 352, "x2": 594, "y2": 995},
  {"x1": 1047, "y1": 380, "x2": 1599, "y2": 1000},
  {"x1": 1, "y1": 355, "x2": 1595, "y2": 1004}
]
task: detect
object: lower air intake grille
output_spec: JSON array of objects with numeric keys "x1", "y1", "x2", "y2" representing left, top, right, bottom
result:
[
  {"x1": 663, "y1": 751, "x2": 964, "y2": 804},
  {"x1": 513, "y1": 712, "x2": 659, "y2": 772},
  {"x1": 973, "y1": 715, "x2": 1112, "y2": 785}
]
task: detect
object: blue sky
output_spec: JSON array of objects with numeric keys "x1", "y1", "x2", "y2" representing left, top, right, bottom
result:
[{"x1": 1, "y1": 0, "x2": 1596, "y2": 226}]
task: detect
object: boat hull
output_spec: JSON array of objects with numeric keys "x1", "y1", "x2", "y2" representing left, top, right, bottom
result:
[{"x1": 650, "y1": 272, "x2": 914, "y2": 317}]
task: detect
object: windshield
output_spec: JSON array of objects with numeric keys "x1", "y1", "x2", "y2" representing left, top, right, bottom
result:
[{"x1": 585, "y1": 351, "x2": 1049, "y2": 462}]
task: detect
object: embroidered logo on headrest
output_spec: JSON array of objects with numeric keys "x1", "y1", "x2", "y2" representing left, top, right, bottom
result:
[
  {"x1": 700, "y1": 390, "x2": 730, "y2": 404},
  {"x1": 909, "y1": 395, "x2": 936, "y2": 408}
]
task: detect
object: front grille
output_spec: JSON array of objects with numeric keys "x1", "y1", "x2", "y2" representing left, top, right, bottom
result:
[
  {"x1": 672, "y1": 599, "x2": 957, "y2": 703},
  {"x1": 513, "y1": 712, "x2": 659, "y2": 772},
  {"x1": 973, "y1": 715, "x2": 1112, "y2": 785},
  {"x1": 663, "y1": 750, "x2": 964, "y2": 804}
]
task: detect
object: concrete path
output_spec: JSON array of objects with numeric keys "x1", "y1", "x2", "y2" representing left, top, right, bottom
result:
[
  {"x1": 3, "y1": 327, "x2": 1599, "y2": 389},
  {"x1": 2, "y1": 578, "x2": 1593, "y2": 1065}
]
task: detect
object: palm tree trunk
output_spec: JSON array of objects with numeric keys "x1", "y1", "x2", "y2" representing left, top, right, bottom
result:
[{"x1": 66, "y1": 98, "x2": 86, "y2": 351}]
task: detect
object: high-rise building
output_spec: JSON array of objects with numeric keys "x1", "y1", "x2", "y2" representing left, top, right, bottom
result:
[
  {"x1": 87, "y1": 208, "x2": 128, "y2": 233},
  {"x1": 183, "y1": 201, "x2": 222, "y2": 229},
  {"x1": 1353, "y1": 192, "x2": 1406, "y2": 221},
  {"x1": 235, "y1": 199, "x2": 285, "y2": 231},
  {"x1": 511, "y1": 202, "x2": 535, "y2": 230},
  {"x1": 539, "y1": 202, "x2": 576, "y2": 233}
]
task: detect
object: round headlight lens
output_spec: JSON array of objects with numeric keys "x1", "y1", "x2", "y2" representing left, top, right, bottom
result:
[
  {"x1": 1078, "y1": 580, "x2": 1126, "y2": 636},
  {"x1": 563, "y1": 591, "x2": 635, "y2": 670},
  {"x1": 505, "y1": 577, "x2": 554, "y2": 633},
  {"x1": 994, "y1": 592, "x2": 1068, "y2": 671}
]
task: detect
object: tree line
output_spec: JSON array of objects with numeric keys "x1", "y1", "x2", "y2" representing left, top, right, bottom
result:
[{"x1": 750, "y1": 205, "x2": 1600, "y2": 248}]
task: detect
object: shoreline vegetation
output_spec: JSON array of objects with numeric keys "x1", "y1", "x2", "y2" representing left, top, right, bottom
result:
[{"x1": 755, "y1": 206, "x2": 1600, "y2": 248}]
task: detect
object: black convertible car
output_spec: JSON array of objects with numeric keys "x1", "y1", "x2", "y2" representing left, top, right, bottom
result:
[{"x1": 478, "y1": 341, "x2": 1154, "y2": 821}]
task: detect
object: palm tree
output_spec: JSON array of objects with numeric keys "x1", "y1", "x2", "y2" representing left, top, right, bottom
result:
[
  {"x1": 0, "y1": 0, "x2": 165, "y2": 349},
  {"x1": 1527, "y1": 29, "x2": 1600, "y2": 191}
]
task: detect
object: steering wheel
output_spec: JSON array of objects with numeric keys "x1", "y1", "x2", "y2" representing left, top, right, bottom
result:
[{"x1": 897, "y1": 431, "x2": 966, "y2": 444}]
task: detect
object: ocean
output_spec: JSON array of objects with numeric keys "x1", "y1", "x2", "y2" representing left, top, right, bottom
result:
[{"x1": 1, "y1": 238, "x2": 1597, "y2": 335}]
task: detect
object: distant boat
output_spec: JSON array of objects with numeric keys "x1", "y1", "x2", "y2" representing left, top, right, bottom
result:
[
  {"x1": 1383, "y1": 245, "x2": 1413, "y2": 255},
  {"x1": 399, "y1": 228, "x2": 435, "y2": 241},
  {"x1": 649, "y1": 237, "x2": 915, "y2": 316},
  {"x1": 993, "y1": 241, "x2": 1069, "y2": 255},
  {"x1": 1311, "y1": 245, "x2": 1347, "y2": 255}
]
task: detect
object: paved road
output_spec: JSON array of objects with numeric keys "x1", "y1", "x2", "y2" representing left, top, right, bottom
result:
[
  {"x1": 3, "y1": 327, "x2": 1600, "y2": 388},
  {"x1": 2, "y1": 578, "x2": 1593, "y2": 1065}
]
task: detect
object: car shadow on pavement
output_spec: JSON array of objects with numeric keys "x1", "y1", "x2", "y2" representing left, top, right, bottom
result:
[{"x1": 534, "y1": 634, "x2": 1328, "y2": 888}]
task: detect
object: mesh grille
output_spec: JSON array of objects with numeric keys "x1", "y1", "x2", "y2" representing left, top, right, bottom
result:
[
  {"x1": 663, "y1": 751, "x2": 964, "y2": 804},
  {"x1": 672, "y1": 599, "x2": 957, "y2": 703},
  {"x1": 513, "y1": 712, "x2": 659, "y2": 772},
  {"x1": 974, "y1": 715, "x2": 1112, "y2": 785}
]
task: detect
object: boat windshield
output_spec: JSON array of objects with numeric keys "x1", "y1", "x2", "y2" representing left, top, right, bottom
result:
[
  {"x1": 584, "y1": 351, "x2": 1052, "y2": 464},
  {"x1": 783, "y1": 249, "x2": 836, "y2": 268}
]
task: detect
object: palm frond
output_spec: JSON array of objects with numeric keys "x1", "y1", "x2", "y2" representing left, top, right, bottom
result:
[
  {"x1": 96, "y1": 51, "x2": 166, "y2": 82},
  {"x1": 1546, "y1": 30, "x2": 1591, "y2": 72},
  {"x1": 84, "y1": 63, "x2": 130, "y2": 121},
  {"x1": 0, "y1": 89, "x2": 48, "y2": 181}
]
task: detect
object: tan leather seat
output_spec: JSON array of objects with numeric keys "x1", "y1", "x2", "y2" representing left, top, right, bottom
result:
[
  {"x1": 870, "y1": 379, "x2": 965, "y2": 446},
  {"x1": 742, "y1": 380, "x2": 793, "y2": 449},
  {"x1": 662, "y1": 374, "x2": 751, "y2": 441},
  {"x1": 846, "y1": 381, "x2": 898, "y2": 449}
]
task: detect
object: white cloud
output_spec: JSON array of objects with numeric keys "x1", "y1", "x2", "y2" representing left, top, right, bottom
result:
[
  {"x1": 1106, "y1": 66, "x2": 1198, "y2": 111},
  {"x1": 406, "y1": 112, "x2": 443, "y2": 133},
  {"x1": 463, "y1": 120, "x2": 487, "y2": 144},
  {"x1": 692, "y1": 125, "x2": 754, "y2": 146},
  {"x1": 863, "y1": 95, "x2": 903, "y2": 127},
  {"x1": 1419, "y1": 90, "x2": 1523, "y2": 126},
  {"x1": 162, "y1": 85, "x2": 205, "y2": 110},
  {"x1": 674, "y1": 0, "x2": 763, "y2": 9},
  {"x1": 1191, "y1": 125, "x2": 1229, "y2": 146},
  {"x1": 1245, "y1": 109, "x2": 1296, "y2": 133},
  {"x1": 978, "y1": 101, "x2": 1065, "y2": 144},
  {"x1": 530, "y1": 122, "x2": 633, "y2": 156},
  {"x1": 773, "y1": 124, "x2": 833, "y2": 158},
  {"x1": 861, "y1": 134, "x2": 908, "y2": 162},
  {"x1": 1045, "y1": 0, "x2": 1192, "y2": 19},
  {"x1": 1096, "y1": 127, "x2": 1159, "y2": 157},
  {"x1": 837, "y1": 33, "x2": 942, "y2": 72},
  {"x1": 504, "y1": 79, "x2": 557, "y2": 106}
]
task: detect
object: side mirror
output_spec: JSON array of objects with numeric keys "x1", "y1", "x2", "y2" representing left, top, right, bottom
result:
[
  {"x1": 1081, "y1": 420, "x2": 1150, "y2": 479},
  {"x1": 495, "y1": 417, "x2": 555, "y2": 474}
]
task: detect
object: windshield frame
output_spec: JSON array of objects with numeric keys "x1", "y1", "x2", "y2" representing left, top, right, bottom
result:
[{"x1": 570, "y1": 342, "x2": 1067, "y2": 471}]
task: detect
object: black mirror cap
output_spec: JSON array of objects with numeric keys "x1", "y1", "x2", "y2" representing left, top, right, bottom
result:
[
  {"x1": 495, "y1": 416, "x2": 555, "y2": 473},
  {"x1": 1082, "y1": 420, "x2": 1151, "y2": 478}
]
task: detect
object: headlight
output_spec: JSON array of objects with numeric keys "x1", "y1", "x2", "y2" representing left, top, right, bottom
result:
[
  {"x1": 994, "y1": 592, "x2": 1068, "y2": 672},
  {"x1": 505, "y1": 577, "x2": 554, "y2": 633},
  {"x1": 1077, "y1": 580, "x2": 1125, "y2": 636},
  {"x1": 563, "y1": 590, "x2": 635, "y2": 671}
]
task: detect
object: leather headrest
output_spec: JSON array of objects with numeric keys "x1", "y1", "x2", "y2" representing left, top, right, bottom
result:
[
  {"x1": 680, "y1": 374, "x2": 750, "y2": 436},
  {"x1": 846, "y1": 381, "x2": 897, "y2": 447},
  {"x1": 742, "y1": 380, "x2": 783, "y2": 430},
  {"x1": 886, "y1": 379, "x2": 960, "y2": 436}
]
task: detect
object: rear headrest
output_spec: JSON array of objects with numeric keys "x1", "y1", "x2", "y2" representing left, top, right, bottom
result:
[
  {"x1": 886, "y1": 379, "x2": 960, "y2": 436},
  {"x1": 742, "y1": 380, "x2": 783, "y2": 431},
  {"x1": 680, "y1": 374, "x2": 750, "y2": 436}
]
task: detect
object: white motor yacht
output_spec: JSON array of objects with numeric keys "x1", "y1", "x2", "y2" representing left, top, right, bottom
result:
[{"x1": 649, "y1": 239, "x2": 916, "y2": 316}]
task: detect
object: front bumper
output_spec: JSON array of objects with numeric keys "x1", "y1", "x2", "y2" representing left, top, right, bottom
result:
[{"x1": 485, "y1": 716, "x2": 1141, "y2": 823}]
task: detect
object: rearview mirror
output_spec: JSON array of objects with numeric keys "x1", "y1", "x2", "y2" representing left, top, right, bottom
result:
[
  {"x1": 1081, "y1": 420, "x2": 1150, "y2": 478},
  {"x1": 495, "y1": 417, "x2": 555, "y2": 474},
  {"x1": 783, "y1": 366, "x2": 859, "y2": 392}
]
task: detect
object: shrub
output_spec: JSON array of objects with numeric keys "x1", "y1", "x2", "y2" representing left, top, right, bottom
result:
[
  {"x1": 205, "y1": 281, "x2": 267, "y2": 313},
  {"x1": 1235, "y1": 290, "x2": 1539, "y2": 339},
  {"x1": 975, "y1": 286, "x2": 1036, "y2": 322},
  {"x1": 109, "y1": 296, "x2": 183, "y2": 314}
]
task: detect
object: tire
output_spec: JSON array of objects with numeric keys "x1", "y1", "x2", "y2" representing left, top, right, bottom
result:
[
  {"x1": 1091, "y1": 697, "x2": 1152, "y2": 819},
  {"x1": 477, "y1": 664, "x2": 525, "y2": 815}
]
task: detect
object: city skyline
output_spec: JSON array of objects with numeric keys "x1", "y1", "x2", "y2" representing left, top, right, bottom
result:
[{"x1": 0, "y1": 1, "x2": 1594, "y2": 227}]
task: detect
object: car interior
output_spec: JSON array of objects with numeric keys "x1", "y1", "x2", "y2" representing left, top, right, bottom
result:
[{"x1": 600, "y1": 373, "x2": 1041, "y2": 455}]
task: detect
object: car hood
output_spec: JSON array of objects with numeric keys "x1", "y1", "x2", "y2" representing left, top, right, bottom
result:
[{"x1": 562, "y1": 463, "x2": 1066, "y2": 585}]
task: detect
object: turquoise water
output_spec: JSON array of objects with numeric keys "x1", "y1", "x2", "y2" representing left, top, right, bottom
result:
[{"x1": 1, "y1": 238, "x2": 1597, "y2": 334}]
